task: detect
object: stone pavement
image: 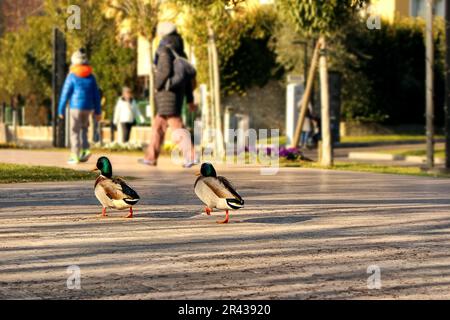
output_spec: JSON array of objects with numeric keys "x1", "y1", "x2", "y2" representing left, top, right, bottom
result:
[{"x1": 1, "y1": 149, "x2": 450, "y2": 299}]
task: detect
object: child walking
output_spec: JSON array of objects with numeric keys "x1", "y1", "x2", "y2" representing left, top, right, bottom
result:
[
  {"x1": 58, "y1": 49, "x2": 102, "y2": 164},
  {"x1": 113, "y1": 87, "x2": 144, "y2": 144}
]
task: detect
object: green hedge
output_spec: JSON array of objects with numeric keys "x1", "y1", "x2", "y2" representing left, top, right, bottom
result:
[
  {"x1": 182, "y1": 4, "x2": 282, "y2": 97},
  {"x1": 273, "y1": 15, "x2": 446, "y2": 126},
  {"x1": 220, "y1": 6, "x2": 283, "y2": 95},
  {"x1": 337, "y1": 17, "x2": 445, "y2": 125}
]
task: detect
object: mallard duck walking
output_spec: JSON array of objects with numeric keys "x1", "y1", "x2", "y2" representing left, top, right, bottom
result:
[
  {"x1": 194, "y1": 163, "x2": 244, "y2": 224},
  {"x1": 93, "y1": 157, "x2": 140, "y2": 218}
]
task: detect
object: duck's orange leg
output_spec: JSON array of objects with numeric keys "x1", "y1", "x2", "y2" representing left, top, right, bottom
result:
[
  {"x1": 217, "y1": 210, "x2": 229, "y2": 224},
  {"x1": 100, "y1": 207, "x2": 108, "y2": 217},
  {"x1": 125, "y1": 207, "x2": 133, "y2": 219},
  {"x1": 205, "y1": 207, "x2": 212, "y2": 215}
]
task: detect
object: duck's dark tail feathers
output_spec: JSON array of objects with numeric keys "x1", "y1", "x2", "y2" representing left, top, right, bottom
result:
[
  {"x1": 124, "y1": 198, "x2": 140, "y2": 205},
  {"x1": 226, "y1": 198, "x2": 244, "y2": 210}
]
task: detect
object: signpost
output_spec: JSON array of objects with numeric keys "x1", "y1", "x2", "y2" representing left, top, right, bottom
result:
[
  {"x1": 52, "y1": 27, "x2": 67, "y2": 148},
  {"x1": 425, "y1": 0, "x2": 435, "y2": 169}
]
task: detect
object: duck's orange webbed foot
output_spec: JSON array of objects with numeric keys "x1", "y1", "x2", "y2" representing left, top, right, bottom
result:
[
  {"x1": 125, "y1": 207, "x2": 133, "y2": 219},
  {"x1": 100, "y1": 208, "x2": 108, "y2": 218},
  {"x1": 205, "y1": 207, "x2": 212, "y2": 216},
  {"x1": 217, "y1": 210, "x2": 229, "y2": 224}
]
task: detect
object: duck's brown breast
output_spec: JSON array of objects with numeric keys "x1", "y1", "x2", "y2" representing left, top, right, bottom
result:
[{"x1": 95, "y1": 175, "x2": 107, "y2": 188}]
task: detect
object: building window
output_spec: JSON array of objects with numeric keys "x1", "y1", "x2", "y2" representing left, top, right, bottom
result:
[
  {"x1": 435, "y1": 0, "x2": 445, "y2": 16},
  {"x1": 411, "y1": 0, "x2": 444, "y2": 18}
]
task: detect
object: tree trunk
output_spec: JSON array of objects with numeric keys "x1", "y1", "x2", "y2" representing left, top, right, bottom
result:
[
  {"x1": 11, "y1": 97, "x2": 17, "y2": 143},
  {"x1": 208, "y1": 35, "x2": 215, "y2": 134},
  {"x1": 208, "y1": 25, "x2": 225, "y2": 156},
  {"x1": 200, "y1": 84, "x2": 210, "y2": 149},
  {"x1": 426, "y1": 0, "x2": 435, "y2": 169},
  {"x1": 445, "y1": 0, "x2": 450, "y2": 169},
  {"x1": 148, "y1": 40, "x2": 156, "y2": 119},
  {"x1": 319, "y1": 36, "x2": 333, "y2": 167},
  {"x1": 290, "y1": 40, "x2": 321, "y2": 148},
  {"x1": 205, "y1": 39, "x2": 215, "y2": 150}
]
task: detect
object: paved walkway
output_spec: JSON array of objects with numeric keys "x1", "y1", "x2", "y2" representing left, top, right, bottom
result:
[
  {"x1": 303, "y1": 142, "x2": 446, "y2": 167},
  {"x1": 1, "y1": 150, "x2": 450, "y2": 299}
]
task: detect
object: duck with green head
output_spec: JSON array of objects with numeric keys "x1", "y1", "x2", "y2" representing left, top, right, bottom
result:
[
  {"x1": 93, "y1": 156, "x2": 140, "y2": 218},
  {"x1": 194, "y1": 163, "x2": 244, "y2": 224}
]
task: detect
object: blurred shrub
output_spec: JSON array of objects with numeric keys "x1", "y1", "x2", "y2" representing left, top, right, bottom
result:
[
  {"x1": 182, "y1": 4, "x2": 283, "y2": 96},
  {"x1": 273, "y1": 13, "x2": 446, "y2": 125},
  {"x1": 220, "y1": 6, "x2": 284, "y2": 95},
  {"x1": 336, "y1": 16, "x2": 445, "y2": 125},
  {"x1": 0, "y1": 0, "x2": 136, "y2": 124}
]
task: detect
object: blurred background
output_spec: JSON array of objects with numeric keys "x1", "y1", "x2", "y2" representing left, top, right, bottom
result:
[{"x1": 0, "y1": 0, "x2": 449, "y2": 173}]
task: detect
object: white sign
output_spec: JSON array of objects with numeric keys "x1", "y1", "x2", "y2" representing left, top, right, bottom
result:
[
  {"x1": 286, "y1": 83, "x2": 304, "y2": 146},
  {"x1": 138, "y1": 37, "x2": 152, "y2": 76}
]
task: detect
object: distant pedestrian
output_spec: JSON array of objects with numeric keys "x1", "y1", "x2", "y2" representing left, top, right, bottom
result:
[
  {"x1": 58, "y1": 49, "x2": 101, "y2": 164},
  {"x1": 300, "y1": 103, "x2": 315, "y2": 149},
  {"x1": 113, "y1": 87, "x2": 144, "y2": 144},
  {"x1": 140, "y1": 22, "x2": 198, "y2": 168}
]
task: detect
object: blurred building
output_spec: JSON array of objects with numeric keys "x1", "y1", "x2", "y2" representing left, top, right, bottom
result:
[
  {"x1": 370, "y1": 0, "x2": 445, "y2": 22},
  {"x1": 0, "y1": 0, "x2": 44, "y2": 35}
]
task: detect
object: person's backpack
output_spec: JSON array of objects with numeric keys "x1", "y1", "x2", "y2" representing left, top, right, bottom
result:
[{"x1": 165, "y1": 46, "x2": 197, "y2": 91}]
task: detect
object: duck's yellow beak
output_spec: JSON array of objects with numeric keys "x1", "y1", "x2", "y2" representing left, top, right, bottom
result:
[
  {"x1": 91, "y1": 167, "x2": 100, "y2": 172},
  {"x1": 195, "y1": 171, "x2": 201, "y2": 176}
]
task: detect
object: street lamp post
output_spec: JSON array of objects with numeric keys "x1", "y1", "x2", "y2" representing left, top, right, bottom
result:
[
  {"x1": 425, "y1": 0, "x2": 435, "y2": 169},
  {"x1": 445, "y1": 0, "x2": 450, "y2": 169},
  {"x1": 52, "y1": 27, "x2": 67, "y2": 148}
]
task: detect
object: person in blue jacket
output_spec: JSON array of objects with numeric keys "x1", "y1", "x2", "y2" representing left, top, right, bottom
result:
[{"x1": 58, "y1": 49, "x2": 102, "y2": 164}]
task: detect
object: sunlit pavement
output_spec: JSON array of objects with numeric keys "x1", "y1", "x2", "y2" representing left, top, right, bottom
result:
[{"x1": 1, "y1": 149, "x2": 450, "y2": 299}]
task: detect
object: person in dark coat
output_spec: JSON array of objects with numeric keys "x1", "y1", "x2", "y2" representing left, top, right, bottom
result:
[{"x1": 141, "y1": 22, "x2": 197, "y2": 168}]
